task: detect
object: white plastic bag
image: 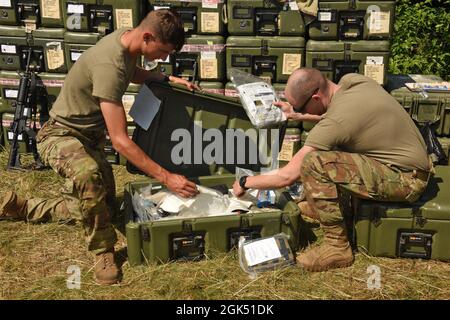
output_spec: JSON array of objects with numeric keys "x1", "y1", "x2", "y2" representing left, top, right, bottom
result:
[
  {"x1": 238, "y1": 233, "x2": 296, "y2": 278},
  {"x1": 229, "y1": 68, "x2": 286, "y2": 128}
]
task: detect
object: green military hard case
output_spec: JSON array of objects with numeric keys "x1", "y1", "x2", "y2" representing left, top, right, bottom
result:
[
  {"x1": 226, "y1": 0, "x2": 305, "y2": 36},
  {"x1": 278, "y1": 127, "x2": 301, "y2": 168},
  {"x1": 438, "y1": 137, "x2": 450, "y2": 166},
  {"x1": 123, "y1": 82, "x2": 307, "y2": 265},
  {"x1": 64, "y1": 31, "x2": 101, "y2": 70},
  {"x1": 62, "y1": 0, "x2": 144, "y2": 34},
  {"x1": 0, "y1": 70, "x2": 65, "y2": 114},
  {"x1": 306, "y1": 40, "x2": 390, "y2": 85},
  {"x1": 226, "y1": 36, "x2": 306, "y2": 83},
  {"x1": 149, "y1": 0, "x2": 226, "y2": 36},
  {"x1": 353, "y1": 166, "x2": 450, "y2": 261},
  {"x1": 386, "y1": 74, "x2": 450, "y2": 137},
  {"x1": 0, "y1": 25, "x2": 66, "y2": 73},
  {"x1": 308, "y1": 0, "x2": 395, "y2": 41},
  {"x1": 175, "y1": 35, "x2": 226, "y2": 82},
  {"x1": 0, "y1": 0, "x2": 41, "y2": 28},
  {"x1": 1, "y1": 112, "x2": 43, "y2": 153},
  {"x1": 125, "y1": 176, "x2": 303, "y2": 265}
]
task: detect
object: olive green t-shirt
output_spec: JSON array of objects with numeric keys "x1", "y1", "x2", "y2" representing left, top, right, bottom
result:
[
  {"x1": 50, "y1": 28, "x2": 137, "y2": 134},
  {"x1": 305, "y1": 74, "x2": 430, "y2": 171}
]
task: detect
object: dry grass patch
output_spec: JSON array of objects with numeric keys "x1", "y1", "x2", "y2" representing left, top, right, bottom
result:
[{"x1": 0, "y1": 148, "x2": 449, "y2": 300}]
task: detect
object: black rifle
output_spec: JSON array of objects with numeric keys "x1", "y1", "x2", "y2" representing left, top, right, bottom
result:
[{"x1": 7, "y1": 47, "x2": 44, "y2": 170}]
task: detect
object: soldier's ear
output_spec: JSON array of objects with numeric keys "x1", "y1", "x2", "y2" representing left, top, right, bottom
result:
[{"x1": 143, "y1": 32, "x2": 156, "y2": 43}]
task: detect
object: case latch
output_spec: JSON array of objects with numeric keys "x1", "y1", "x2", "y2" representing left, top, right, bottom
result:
[
  {"x1": 171, "y1": 232, "x2": 205, "y2": 261},
  {"x1": 17, "y1": 1, "x2": 41, "y2": 28},
  {"x1": 397, "y1": 231, "x2": 432, "y2": 260},
  {"x1": 253, "y1": 56, "x2": 277, "y2": 81},
  {"x1": 174, "y1": 55, "x2": 197, "y2": 82},
  {"x1": 19, "y1": 46, "x2": 45, "y2": 72},
  {"x1": 176, "y1": 7, "x2": 197, "y2": 35},
  {"x1": 338, "y1": 11, "x2": 365, "y2": 40},
  {"x1": 334, "y1": 60, "x2": 360, "y2": 83},
  {"x1": 255, "y1": 8, "x2": 279, "y2": 35},
  {"x1": 89, "y1": 5, "x2": 113, "y2": 35}
]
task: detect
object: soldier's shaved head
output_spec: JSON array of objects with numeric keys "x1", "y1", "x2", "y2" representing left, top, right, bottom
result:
[{"x1": 285, "y1": 68, "x2": 328, "y2": 108}]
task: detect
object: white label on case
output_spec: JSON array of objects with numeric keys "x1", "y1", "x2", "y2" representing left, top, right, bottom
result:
[
  {"x1": 115, "y1": 9, "x2": 133, "y2": 28},
  {"x1": 282, "y1": 53, "x2": 301, "y2": 75},
  {"x1": 369, "y1": 11, "x2": 390, "y2": 34},
  {"x1": 202, "y1": 0, "x2": 218, "y2": 9},
  {"x1": 201, "y1": 12, "x2": 220, "y2": 33},
  {"x1": 201, "y1": 51, "x2": 216, "y2": 59},
  {"x1": 1, "y1": 45, "x2": 16, "y2": 54},
  {"x1": 364, "y1": 64, "x2": 384, "y2": 84},
  {"x1": 0, "y1": 0, "x2": 12, "y2": 7},
  {"x1": 67, "y1": 4, "x2": 84, "y2": 14},
  {"x1": 153, "y1": 6, "x2": 170, "y2": 11},
  {"x1": 318, "y1": 12, "x2": 332, "y2": 22},
  {"x1": 200, "y1": 58, "x2": 218, "y2": 79},
  {"x1": 366, "y1": 56, "x2": 384, "y2": 65},
  {"x1": 289, "y1": 1, "x2": 299, "y2": 11},
  {"x1": 71, "y1": 51, "x2": 82, "y2": 61},
  {"x1": 41, "y1": 0, "x2": 61, "y2": 19},
  {"x1": 5, "y1": 89, "x2": 18, "y2": 99}
]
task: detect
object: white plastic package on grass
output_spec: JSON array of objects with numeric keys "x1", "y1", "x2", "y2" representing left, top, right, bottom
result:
[
  {"x1": 229, "y1": 68, "x2": 286, "y2": 128},
  {"x1": 238, "y1": 233, "x2": 296, "y2": 278}
]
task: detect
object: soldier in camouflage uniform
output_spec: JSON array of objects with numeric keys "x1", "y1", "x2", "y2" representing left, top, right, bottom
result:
[
  {"x1": 0, "y1": 10, "x2": 200, "y2": 285},
  {"x1": 233, "y1": 68, "x2": 432, "y2": 272}
]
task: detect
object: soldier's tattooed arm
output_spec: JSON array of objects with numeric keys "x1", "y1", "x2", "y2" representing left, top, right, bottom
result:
[
  {"x1": 233, "y1": 146, "x2": 317, "y2": 196},
  {"x1": 100, "y1": 99, "x2": 199, "y2": 198}
]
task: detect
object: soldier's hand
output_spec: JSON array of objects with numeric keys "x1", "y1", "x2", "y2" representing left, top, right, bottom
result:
[
  {"x1": 170, "y1": 76, "x2": 201, "y2": 92},
  {"x1": 273, "y1": 101, "x2": 321, "y2": 122},
  {"x1": 232, "y1": 180, "x2": 246, "y2": 198},
  {"x1": 273, "y1": 101, "x2": 295, "y2": 119},
  {"x1": 166, "y1": 173, "x2": 199, "y2": 198}
]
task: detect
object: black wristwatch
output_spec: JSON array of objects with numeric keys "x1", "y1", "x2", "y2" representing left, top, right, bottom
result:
[{"x1": 239, "y1": 176, "x2": 249, "y2": 190}]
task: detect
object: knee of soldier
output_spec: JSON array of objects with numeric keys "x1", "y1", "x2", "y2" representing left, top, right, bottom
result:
[
  {"x1": 72, "y1": 161, "x2": 106, "y2": 195},
  {"x1": 300, "y1": 151, "x2": 322, "y2": 178}
]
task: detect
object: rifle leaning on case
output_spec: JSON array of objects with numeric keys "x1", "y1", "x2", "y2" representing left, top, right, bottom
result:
[{"x1": 7, "y1": 47, "x2": 45, "y2": 171}]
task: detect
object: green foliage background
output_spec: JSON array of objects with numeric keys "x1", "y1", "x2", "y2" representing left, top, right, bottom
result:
[{"x1": 390, "y1": 0, "x2": 450, "y2": 80}]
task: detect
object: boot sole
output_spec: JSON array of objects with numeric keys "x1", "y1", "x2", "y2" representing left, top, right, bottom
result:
[
  {"x1": 94, "y1": 276, "x2": 120, "y2": 286},
  {"x1": 299, "y1": 257, "x2": 355, "y2": 272}
]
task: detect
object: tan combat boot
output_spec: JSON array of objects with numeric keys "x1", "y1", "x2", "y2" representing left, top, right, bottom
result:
[
  {"x1": 298, "y1": 201, "x2": 320, "y2": 221},
  {"x1": 0, "y1": 191, "x2": 27, "y2": 221},
  {"x1": 296, "y1": 222, "x2": 354, "y2": 272},
  {"x1": 94, "y1": 249, "x2": 121, "y2": 285}
]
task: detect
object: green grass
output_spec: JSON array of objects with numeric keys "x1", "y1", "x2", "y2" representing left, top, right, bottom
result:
[{"x1": 0, "y1": 148, "x2": 449, "y2": 300}]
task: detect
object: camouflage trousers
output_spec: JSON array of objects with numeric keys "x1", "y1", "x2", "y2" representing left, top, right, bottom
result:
[
  {"x1": 300, "y1": 151, "x2": 430, "y2": 225},
  {"x1": 25, "y1": 119, "x2": 118, "y2": 254}
]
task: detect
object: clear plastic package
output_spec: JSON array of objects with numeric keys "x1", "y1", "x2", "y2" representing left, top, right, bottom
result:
[
  {"x1": 287, "y1": 182, "x2": 306, "y2": 202},
  {"x1": 238, "y1": 233, "x2": 296, "y2": 278},
  {"x1": 229, "y1": 68, "x2": 286, "y2": 128},
  {"x1": 131, "y1": 183, "x2": 162, "y2": 222}
]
